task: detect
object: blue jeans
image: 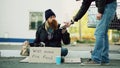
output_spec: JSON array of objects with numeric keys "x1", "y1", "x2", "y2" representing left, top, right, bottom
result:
[
  {"x1": 92, "y1": 1, "x2": 117, "y2": 63},
  {"x1": 61, "y1": 48, "x2": 68, "y2": 56}
]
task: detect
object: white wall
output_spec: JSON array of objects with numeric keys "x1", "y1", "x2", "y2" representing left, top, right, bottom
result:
[
  {"x1": 0, "y1": 0, "x2": 62, "y2": 39},
  {"x1": 0, "y1": 0, "x2": 119, "y2": 40},
  {"x1": 0, "y1": 0, "x2": 81, "y2": 39}
]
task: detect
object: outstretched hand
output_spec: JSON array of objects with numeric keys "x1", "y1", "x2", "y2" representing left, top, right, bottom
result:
[
  {"x1": 61, "y1": 22, "x2": 71, "y2": 34},
  {"x1": 63, "y1": 22, "x2": 71, "y2": 28}
]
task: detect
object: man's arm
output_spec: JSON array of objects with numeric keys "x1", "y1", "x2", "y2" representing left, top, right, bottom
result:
[
  {"x1": 59, "y1": 22, "x2": 70, "y2": 45},
  {"x1": 61, "y1": 30, "x2": 70, "y2": 45},
  {"x1": 74, "y1": 0, "x2": 92, "y2": 22}
]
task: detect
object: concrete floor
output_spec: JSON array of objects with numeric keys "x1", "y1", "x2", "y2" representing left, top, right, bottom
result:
[{"x1": 0, "y1": 57, "x2": 120, "y2": 68}]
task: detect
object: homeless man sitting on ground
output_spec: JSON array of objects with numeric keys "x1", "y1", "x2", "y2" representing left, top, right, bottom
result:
[{"x1": 30, "y1": 9, "x2": 70, "y2": 57}]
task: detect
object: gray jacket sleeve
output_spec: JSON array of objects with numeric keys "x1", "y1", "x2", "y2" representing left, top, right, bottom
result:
[{"x1": 95, "y1": 0, "x2": 106, "y2": 14}]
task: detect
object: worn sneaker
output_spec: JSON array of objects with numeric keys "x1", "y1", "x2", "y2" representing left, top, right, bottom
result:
[{"x1": 81, "y1": 59, "x2": 100, "y2": 66}]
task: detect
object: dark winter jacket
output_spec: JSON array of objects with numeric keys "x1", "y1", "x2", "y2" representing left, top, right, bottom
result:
[
  {"x1": 74, "y1": 0, "x2": 116, "y2": 21},
  {"x1": 33, "y1": 23, "x2": 70, "y2": 47}
]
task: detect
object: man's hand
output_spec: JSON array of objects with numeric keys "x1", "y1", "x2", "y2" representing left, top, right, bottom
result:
[
  {"x1": 63, "y1": 22, "x2": 71, "y2": 28},
  {"x1": 96, "y1": 13, "x2": 102, "y2": 20},
  {"x1": 61, "y1": 22, "x2": 71, "y2": 34}
]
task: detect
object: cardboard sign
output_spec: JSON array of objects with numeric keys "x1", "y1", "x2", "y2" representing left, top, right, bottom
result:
[{"x1": 29, "y1": 47, "x2": 61, "y2": 63}]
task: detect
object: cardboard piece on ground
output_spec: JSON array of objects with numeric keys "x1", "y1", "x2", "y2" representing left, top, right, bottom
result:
[
  {"x1": 29, "y1": 47, "x2": 61, "y2": 63},
  {"x1": 64, "y1": 57, "x2": 81, "y2": 63}
]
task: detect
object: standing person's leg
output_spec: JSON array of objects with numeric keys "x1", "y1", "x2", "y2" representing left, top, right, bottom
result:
[
  {"x1": 92, "y1": 1, "x2": 117, "y2": 64},
  {"x1": 92, "y1": 9, "x2": 109, "y2": 63},
  {"x1": 102, "y1": 34, "x2": 109, "y2": 63},
  {"x1": 91, "y1": 35, "x2": 103, "y2": 63},
  {"x1": 102, "y1": 1, "x2": 117, "y2": 64}
]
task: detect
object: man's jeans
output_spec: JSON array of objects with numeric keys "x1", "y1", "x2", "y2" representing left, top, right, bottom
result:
[{"x1": 92, "y1": 1, "x2": 117, "y2": 63}]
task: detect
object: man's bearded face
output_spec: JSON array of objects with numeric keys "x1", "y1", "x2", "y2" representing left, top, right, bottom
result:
[{"x1": 48, "y1": 19, "x2": 58, "y2": 30}]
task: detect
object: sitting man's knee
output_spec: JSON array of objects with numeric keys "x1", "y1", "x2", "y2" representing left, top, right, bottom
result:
[{"x1": 61, "y1": 48, "x2": 68, "y2": 56}]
